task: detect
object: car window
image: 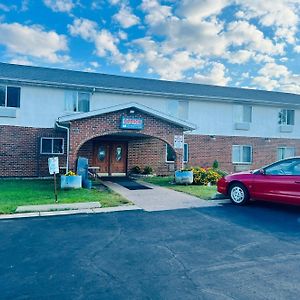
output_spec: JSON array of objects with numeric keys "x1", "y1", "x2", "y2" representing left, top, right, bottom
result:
[{"x1": 265, "y1": 159, "x2": 300, "y2": 176}]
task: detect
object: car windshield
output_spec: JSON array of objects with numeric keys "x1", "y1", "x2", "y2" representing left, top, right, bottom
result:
[{"x1": 264, "y1": 158, "x2": 300, "y2": 175}]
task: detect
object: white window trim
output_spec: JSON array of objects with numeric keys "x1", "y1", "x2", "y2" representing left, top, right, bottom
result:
[
  {"x1": 64, "y1": 91, "x2": 90, "y2": 113},
  {"x1": 40, "y1": 137, "x2": 64, "y2": 155},
  {"x1": 165, "y1": 143, "x2": 189, "y2": 163},
  {"x1": 232, "y1": 145, "x2": 252, "y2": 164},
  {"x1": 184, "y1": 143, "x2": 189, "y2": 163},
  {"x1": 277, "y1": 147, "x2": 296, "y2": 160},
  {"x1": 0, "y1": 85, "x2": 21, "y2": 108},
  {"x1": 279, "y1": 109, "x2": 295, "y2": 126}
]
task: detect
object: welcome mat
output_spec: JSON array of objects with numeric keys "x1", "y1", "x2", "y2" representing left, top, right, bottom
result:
[{"x1": 101, "y1": 177, "x2": 152, "y2": 190}]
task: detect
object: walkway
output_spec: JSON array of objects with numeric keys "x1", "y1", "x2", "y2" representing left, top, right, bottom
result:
[{"x1": 101, "y1": 179, "x2": 220, "y2": 211}]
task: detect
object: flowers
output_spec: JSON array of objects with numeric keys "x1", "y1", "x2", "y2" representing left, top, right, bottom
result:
[
  {"x1": 65, "y1": 171, "x2": 77, "y2": 176},
  {"x1": 184, "y1": 167, "x2": 222, "y2": 185}
]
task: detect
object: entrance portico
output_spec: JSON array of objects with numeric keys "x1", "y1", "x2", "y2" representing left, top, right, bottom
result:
[{"x1": 57, "y1": 102, "x2": 196, "y2": 176}]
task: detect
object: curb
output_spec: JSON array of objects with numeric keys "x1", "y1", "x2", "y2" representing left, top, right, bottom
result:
[{"x1": 0, "y1": 205, "x2": 143, "y2": 220}]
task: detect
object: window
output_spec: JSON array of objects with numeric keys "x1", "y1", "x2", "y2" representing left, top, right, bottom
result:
[
  {"x1": 277, "y1": 147, "x2": 295, "y2": 160},
  {"x1": 40, "y1": 138, "x2": 64, "y2": 155},
  {"x1": 65, "y1": 91, "x2": 90, "y2": 112},
  {"x1": 232, "y1": 145, "x2": 252, "y2": 164},
  {"x1": 167, "y1": 100, "x2": 189, "y2": 120},
  {"x1": 166, "y1": 143, "x2": 189, "y2": 163},
  {"x1": 0, "y1": 85, "x2": 21, "y2": 108},
  {"x1": 234, "y1": 105, "x2": 252, "y2": 123},
  {"x1": 279, "y1": 109, "x2": 294, "y2": 125}
]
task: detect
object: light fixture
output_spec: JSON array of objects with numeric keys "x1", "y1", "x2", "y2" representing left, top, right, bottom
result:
[
  {"x1": 210, "y1": 135, "x2": 216, "y2": 140},
  {"x1": 129, "y1": 109, "x2": 135, "y2": 114}
]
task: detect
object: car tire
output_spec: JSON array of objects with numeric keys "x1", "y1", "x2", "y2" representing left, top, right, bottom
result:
[{"x1": 229, "y1": 183, "x2": 250, "y2": 205}]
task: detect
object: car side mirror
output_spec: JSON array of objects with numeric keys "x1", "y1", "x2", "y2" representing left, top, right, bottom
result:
[{"x1": 259, "y1": 168, "x2": 265, "y2": 175}]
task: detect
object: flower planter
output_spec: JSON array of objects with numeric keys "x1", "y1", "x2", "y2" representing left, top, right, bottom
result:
[
  {"x1": 61, "y1": 175, "x2": 82, "y2": 189},
  {"x1": 175, "y1": 170, "x2": 193, "y2": 185}
]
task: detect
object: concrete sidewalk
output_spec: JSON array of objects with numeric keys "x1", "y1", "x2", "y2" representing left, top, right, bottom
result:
[{"x1": 102, "y1": 180, "x2": 226, "y2": 211}]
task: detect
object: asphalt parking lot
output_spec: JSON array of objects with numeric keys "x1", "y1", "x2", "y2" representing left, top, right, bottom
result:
[{"x1": 1, "y1": 201, "x2": 300, "y2": 300}]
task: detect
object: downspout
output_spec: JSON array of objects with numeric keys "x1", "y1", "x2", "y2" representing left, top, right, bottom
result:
[{"x1": 55, "y1": 120, "x2": 70, "y2": 173}]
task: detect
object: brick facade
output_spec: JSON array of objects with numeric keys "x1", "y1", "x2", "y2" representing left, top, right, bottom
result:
[
  {"x1": 1, "y1": 122, "x2": 300, "y2": 177},
  {"x1": 0, "y1": 125, "x2": 66, "y2": 177}
]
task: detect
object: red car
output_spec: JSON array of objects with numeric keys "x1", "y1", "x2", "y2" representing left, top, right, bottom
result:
[{"x1": 217, "y1": 157, "x2": 300, "y2": 205}]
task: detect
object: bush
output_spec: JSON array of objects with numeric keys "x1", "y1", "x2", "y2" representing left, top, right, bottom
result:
[
  {"x1": 191, "y1": 167, "x2": 223, "y2": 185},
  {"x1": 130, "y1": 166, "x2": 141, "y2": 174},
  {"x1": 143, "y1": 166, "x2": 153, "y2": 175},
  {"x1": 212, "y1": 160, "x2": 219, "y2": 169}
]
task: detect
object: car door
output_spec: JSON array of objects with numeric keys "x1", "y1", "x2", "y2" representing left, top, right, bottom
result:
[{"x1": 252, "y1": 158, "x2": 300, "y2": 204}]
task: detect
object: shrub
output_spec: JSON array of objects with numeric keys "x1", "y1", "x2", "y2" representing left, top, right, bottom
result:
[
  {"x1": 212, "y1": 160, "x2": 219, "y2": 169},
  {"x1": 130, "y1": 166, "x2": 141, "y2": 174},
  {"x1": 190, "y1": 167, "x2": 223, "y2": 185},
  {"x1": 143, "y1": 166, "x2": 153, "y2": 175}
]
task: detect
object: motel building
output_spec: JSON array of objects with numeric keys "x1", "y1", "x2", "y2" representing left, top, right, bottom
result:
[{"x1": 1, "y1": 62, "x2": 300, "y2": 178}]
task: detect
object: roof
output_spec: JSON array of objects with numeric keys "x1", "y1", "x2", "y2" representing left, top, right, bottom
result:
[
  {"x1": 0, "y1": 62, "x2": 300, "y2": 106},
  {"x1": 57, "y1": 102, "x2": 196, "y2": 131}
]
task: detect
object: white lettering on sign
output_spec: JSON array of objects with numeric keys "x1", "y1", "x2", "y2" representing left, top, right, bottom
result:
[
  {"x1": 48, "y1": 157, "x2": 59, "y2": 175},
  {"x1": 174, "y1": 135, "x2": 184, "y2": 149}
]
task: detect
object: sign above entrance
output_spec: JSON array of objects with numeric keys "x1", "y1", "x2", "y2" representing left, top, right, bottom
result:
[
  {"x1": 174, "y1": 135, "x2": 184, "y2": 149},
  {"x1": 120, "y1": 116, "x2": 144, "y2": 130}
]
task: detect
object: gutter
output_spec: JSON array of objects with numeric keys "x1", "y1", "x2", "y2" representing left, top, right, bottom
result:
[{"x1": 55, "y1": 121, "x2": 70, "y2": 173}]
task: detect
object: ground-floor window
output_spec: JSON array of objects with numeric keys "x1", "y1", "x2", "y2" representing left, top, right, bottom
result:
[
  {"x1": 232, "y1": 145, "x2": 252, "y2": 164},
  {"x1": 166, "y1": 143, "x2": 189, "y2": 163},
  {"x1": 277, "y1": 147, "x2": 295, "y2": 160},
  {"x1": 40, "y1": 137, "x2": 64, "y2": 155}
]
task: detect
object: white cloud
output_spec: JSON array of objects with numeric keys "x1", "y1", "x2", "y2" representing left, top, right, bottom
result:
[
  {"x1": 193, "y1": 62, "x2": 230, "y2": 86},
  {"x1": 258, "y1": 62, "x2": 289, "y2": 78},
  {"x1": 10, "y1": 56, "x2": 33, "y2": 66},
  {"x1": 252, "y1": 76, "x2": 279, "y2": 91},
  {"x1": 68, "y1": 17, "x2": 139, "y2": 73},
  {"x1": 43, "y1": 0, "x2": 75, "y2": 13},
  {"x1": 226, "y1": 50, "x2": 253, "y2": 64},
  {"x1": 294, "y1": 45, "x2": 300, "y2": 53},
  {"x1": 0, "y1": 3, "x2": 16, "y2": 12},
  {"x1": 0, "y1": 22, "x2": 69, "y2": 63},
  {"x1": 113, "y1": 6, "x2": 140, "y2": 28}
]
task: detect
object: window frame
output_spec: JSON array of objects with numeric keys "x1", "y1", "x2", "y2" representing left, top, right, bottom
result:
[
  {"x1": 0, "y1": 85, "x2": 21, "y2": 108},
  {"x1": 277, "y1": 147, "x2": 296, "y2": 160},
  {"x1": 232, "y1": 145, "x2": 253, "y2": 164},
  {"x1": 40, "y1": 137, "x2": 64, "y2": 155},
  {"x1": 165, "y1": 143, "x2": 189, "y2": 163},
  {"x1": 279, "y1": 109, "x2": 295, "y2": 125},
  {"x1": 64, "y1": 90, "x2": 90, "y2": 113}
]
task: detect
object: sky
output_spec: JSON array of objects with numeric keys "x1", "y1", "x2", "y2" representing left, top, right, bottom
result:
[{"x1": 0, "y1": 0, "x2": 300, "y2": 94}]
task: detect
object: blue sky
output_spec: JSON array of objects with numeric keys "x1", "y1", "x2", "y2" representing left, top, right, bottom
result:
[{"x1": 0, "y1": 0, "x2": 300, "y2": 94}]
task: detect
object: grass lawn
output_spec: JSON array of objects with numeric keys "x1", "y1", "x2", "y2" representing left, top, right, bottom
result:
[
  {"x1": 141, "y1": 176, "x2": 218, "y2": 200},
  {"x1": 0, "y1": 179, "x2": 129, "y2": 214}
]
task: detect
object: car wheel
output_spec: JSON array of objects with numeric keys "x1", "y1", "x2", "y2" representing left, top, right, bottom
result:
[{"x1": 229, "y1": 183, "x2": 249, "y2": 205}]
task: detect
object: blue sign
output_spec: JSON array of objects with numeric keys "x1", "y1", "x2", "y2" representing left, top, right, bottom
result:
[{"x1": 120, "y1": 117, "x2": 144, "y2": 130}]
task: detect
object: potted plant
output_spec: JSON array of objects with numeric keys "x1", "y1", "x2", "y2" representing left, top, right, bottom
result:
[
  {"x1": 61, "y1": 171, "x2": 82, "y2": 189},
  {"x1": 175, "y1": 169, "x2": 193, "y2": 185}
]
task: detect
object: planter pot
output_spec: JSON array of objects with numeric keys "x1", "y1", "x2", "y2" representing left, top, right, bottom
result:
[
  {"x1": 61, "y1": 175, "x2": 82, "y2": 189},
  {"x1": 175, "y1": 170, "x2": 193, "y2": 185}
]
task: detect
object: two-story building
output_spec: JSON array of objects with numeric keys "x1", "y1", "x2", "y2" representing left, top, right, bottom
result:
[{"x1": 1, "y1": 62, "x2": 300, "y2": 177}]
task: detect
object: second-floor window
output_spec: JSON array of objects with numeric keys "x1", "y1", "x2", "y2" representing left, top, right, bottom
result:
[
  {"x1": 167, "y1": 100, "x2": 189, "y2": 120},
  {"x1": 65, "y1": 91, "x2": 90, "y2": 113},
  {"x1": 0, "y1": 85, "x2": 21, "y2": 108},
  {"x1": 234, "y1": 105, "x2": 252, "y2": 123},
  {"x1": 279, "y1": 109, "x2": 294, "y2": 125}
]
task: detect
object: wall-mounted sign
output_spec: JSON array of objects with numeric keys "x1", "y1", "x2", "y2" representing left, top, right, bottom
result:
[
  {"x1": 174, "y1": 135, "x2": 184, "y2": 149},
  {"x1": 48, "y1": 157, "x2": 59, "y2": 175},
  {"x1": 120, "y1": 116, "x2": 144, "y2": 130}
]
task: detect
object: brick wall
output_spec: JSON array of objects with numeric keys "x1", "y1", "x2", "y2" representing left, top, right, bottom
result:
[
  {"x1": 0, "y1": 125, "x2": 67, "y2": 177},
  {"x1": 185, "y1": 134, "x2": 300, "y2": 173}
]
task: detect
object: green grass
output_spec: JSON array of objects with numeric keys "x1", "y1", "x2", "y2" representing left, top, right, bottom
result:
[
  {"x1": 141, "y1": 176, "x2": 218, "y2": 200},
  {"x1": 0, "y1": 179, "x2": 129, "y2": 214}
]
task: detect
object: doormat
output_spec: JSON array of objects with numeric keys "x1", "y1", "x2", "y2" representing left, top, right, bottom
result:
[{"x1": 101, "y1": 177, "x2": 152, "y2": 190}]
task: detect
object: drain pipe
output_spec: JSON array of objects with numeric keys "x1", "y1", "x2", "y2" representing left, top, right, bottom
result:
[{"x1": 55, "y1": 120, "x2": 70, "y2": 173}]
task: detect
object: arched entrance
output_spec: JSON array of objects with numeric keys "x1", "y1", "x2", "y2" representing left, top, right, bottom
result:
[{"x1": 76, "y1": 132, "x2": 178, "y2": 176}]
